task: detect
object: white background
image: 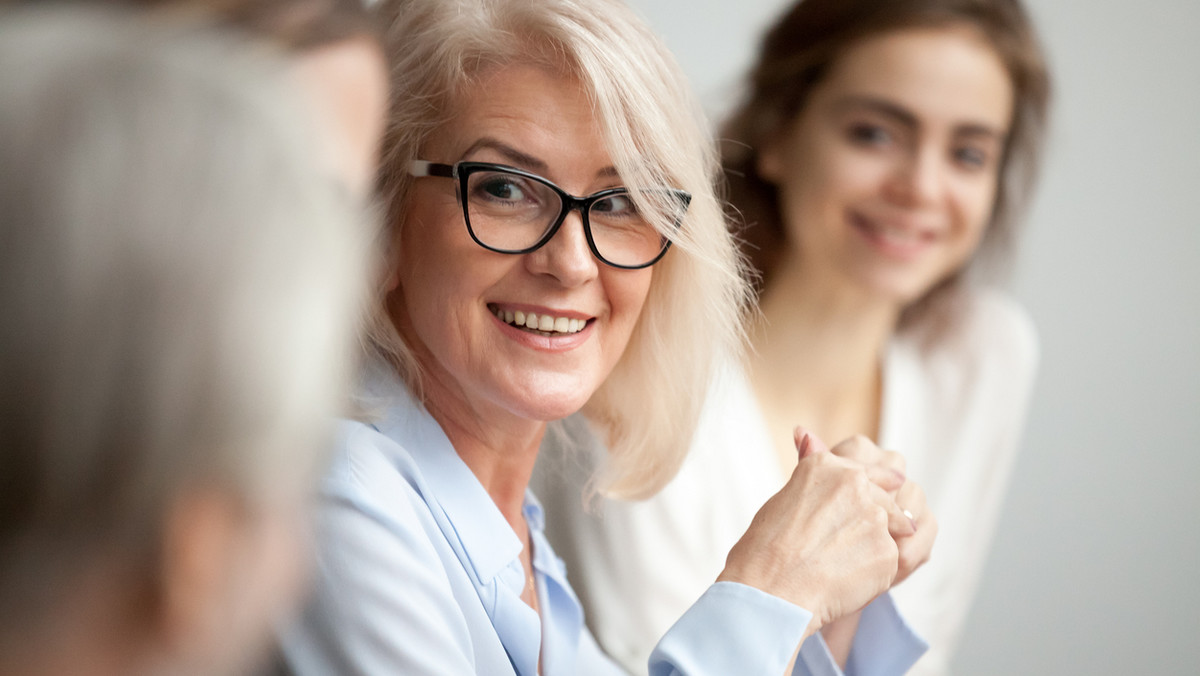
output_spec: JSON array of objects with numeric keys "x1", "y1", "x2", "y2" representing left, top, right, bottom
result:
[{"x1": 623, "y1": 0, "x2": 1200, "y2": 672}]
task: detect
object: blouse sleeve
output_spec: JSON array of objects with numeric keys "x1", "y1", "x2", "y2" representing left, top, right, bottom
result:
[
  {"x1": 649, "y1": 584, "x2": 926, "y2": 676},
  {"x1": 649, "y1": 582, "x2": 812, "y2": 676}
]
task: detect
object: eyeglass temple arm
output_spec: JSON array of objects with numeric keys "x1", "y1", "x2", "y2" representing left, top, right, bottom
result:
[{"x1": 409, "y1": 160, "x2": 455, "y2": 178}]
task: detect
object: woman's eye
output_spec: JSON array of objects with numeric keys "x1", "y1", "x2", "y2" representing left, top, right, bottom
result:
[
  {"x1": 953, "y1": 145, "x2": 992, "y2": 171},
  {"x1": 848, "y1": 123, "x2": 892, "y2": 147},
  {"x1": 478, "y1": 177, "x2": 527, "y2": 201},
  {"x1": 594, "y1": 194, "x2": 638, "y2": 217}
]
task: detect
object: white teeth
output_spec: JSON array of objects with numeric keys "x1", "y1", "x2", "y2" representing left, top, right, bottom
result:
[
  {"x1": 881, "y1": 228, "x2": 918, "y2": 245},
  {"x1": 491, "y1": 305, "x2": 587, "y2": 335},
  {"x1": 861, "y1": 217, "x2": 928, "y2": 246}
]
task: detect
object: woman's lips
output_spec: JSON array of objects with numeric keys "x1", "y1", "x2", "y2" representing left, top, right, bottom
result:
[
  {"x1": 487, "y1": 303, "x2": 595, "y2": 353},
  {"x1": 850, "y1": 211, "x2": 937, "y2": 260}
]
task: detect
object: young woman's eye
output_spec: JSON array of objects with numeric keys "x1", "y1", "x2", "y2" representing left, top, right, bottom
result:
[
  {"x1": 953, "y1": 145, "x2": 992, "y2": 171},
  {"x1": 848, "y1": 123, "x2": 892, "y2": 147}
]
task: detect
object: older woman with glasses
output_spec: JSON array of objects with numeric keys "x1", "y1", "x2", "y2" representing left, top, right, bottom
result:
[{"x1": 279, "y1": 0, "x2": 930, "y2": 674}]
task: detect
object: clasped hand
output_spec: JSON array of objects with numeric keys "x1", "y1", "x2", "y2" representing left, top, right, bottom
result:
[{"x1": 718, "y1": 428, "x2": 937, "y2": 636}]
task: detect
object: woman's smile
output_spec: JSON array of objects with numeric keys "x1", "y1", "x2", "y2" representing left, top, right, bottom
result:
[
  {"x1": 487, "y1": 302, "x2": 595, "y2": 351},
  {"x1": 488, "y1": 303, "x2": 592, "y2": 335},
  {"x1": 847, "y1": 209, "x2": 940, "y2": 262}
]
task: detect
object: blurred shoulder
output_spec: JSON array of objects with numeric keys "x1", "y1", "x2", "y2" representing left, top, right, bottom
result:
[
  {"x1": 321, "y1": 418, "x2": 432, "y2": 529},
  {"x1": 892, "y1": 288, "x2": 1039, "y2": 413},
  {"x1": 956, "y1": 288, "x2": 1039, "y2": 372},
  {"x1": 329, "y1": 419, "x2": 413, "y2": 485},
  {"x1": 904, "y1": 288, "x2": 1037, "y2": 369}
]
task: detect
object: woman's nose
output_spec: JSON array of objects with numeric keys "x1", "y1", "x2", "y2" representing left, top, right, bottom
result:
[
  {"x1": 524, "y1": 209, "x2": 599, "y2": 287},
  {"x1": 885, "y1": 146, "x2": 945, "y2": 207}
]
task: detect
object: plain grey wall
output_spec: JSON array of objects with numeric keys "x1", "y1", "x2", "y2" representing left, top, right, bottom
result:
[{"x1": 624, "y1": 0, "x2": 1200, "y2": 673}]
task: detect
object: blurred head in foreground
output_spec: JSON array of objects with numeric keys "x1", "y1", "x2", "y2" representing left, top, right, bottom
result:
[
  {"x1": 0, "y1": 6, "x2": 371, "y2": 675},
  {"x1": 174, "y1": 0, "x2": 388, "y2": 196}
]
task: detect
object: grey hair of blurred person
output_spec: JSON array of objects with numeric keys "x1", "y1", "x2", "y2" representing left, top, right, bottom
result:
[
  {"x1": 371, "y1": 0, "x2": 751, "y2": 499},
  {"x1": 0, "y1": 5, "x2": 370, "y2": 665}
]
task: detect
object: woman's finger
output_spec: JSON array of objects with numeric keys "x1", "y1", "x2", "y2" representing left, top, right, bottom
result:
[
  {"x1": 828, "y1": 435, "x2": 907, "y2": 492},
  {"x1": 894, "y1": 479, "x2": 927, "y2": 522},
  {"x1": 793, "y1": 426, "x2": 831, "y2": 459},
  {"x1": 865, "y1": 479, "x2": 916, "y2": 538},
  {"x1": 863, "y1": 463, "x2": 905, "y2": 493}
]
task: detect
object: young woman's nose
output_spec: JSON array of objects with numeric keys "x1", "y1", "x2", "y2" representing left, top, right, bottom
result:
[{"x1": 885, "y1": 145, "x2": 945, "y2": 207}]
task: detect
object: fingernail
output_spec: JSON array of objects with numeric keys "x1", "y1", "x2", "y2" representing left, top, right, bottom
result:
[
  {"x1": 903, "y1": 509, "x2": 917, "y2": 531},
  {"x1": 892, "y1": 468, "x2": 907, "y2": 484},
  {"x1": 797, "y1": 433, "x2": 811, "y2": 457}
]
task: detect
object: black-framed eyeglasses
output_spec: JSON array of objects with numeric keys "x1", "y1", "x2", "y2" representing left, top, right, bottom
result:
[{"x1": 409, "y1": 160, "x2": 690, "y2": 269}]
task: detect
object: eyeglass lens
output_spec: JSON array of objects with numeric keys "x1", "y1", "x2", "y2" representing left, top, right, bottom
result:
[{"x1": 464, "y1": 168, "x2": 671, "y2": 267}]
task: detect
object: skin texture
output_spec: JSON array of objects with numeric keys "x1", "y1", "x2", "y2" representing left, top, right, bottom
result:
[{"x1": 388, "y1": 63, "x2": 654, "y2": 527}]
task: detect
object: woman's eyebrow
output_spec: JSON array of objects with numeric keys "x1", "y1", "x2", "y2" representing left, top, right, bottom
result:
[
  {"x1": 953, "y1": 123, "x2": 1007, "y2": 143},
  {"x1": 834, "y1": 95, "x2": 1007, "y2": 140},
  {"x1": 459, "y1": 136, "x2": 620, "y2": 181},
  {"x1": 833, "y1": 95, "x2": 919, "y2": 129},
  {"x1": 460, "y1": 137, "x2": 548, "y2": 173}
]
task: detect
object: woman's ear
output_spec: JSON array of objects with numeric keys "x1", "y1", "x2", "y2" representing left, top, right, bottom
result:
[
  {"x1": 154, "y1": 488, "x2": 244, "y2": 659},
  {"x1": 384, "y1": 264, "x2": 402, "y2": 293},
  {"x1": 755, "y1": 125, "x2": 790, "y2": 185}
]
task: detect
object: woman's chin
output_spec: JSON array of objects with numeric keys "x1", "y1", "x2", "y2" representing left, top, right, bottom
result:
[
  {"x1": 510, "y1": 395, "x2": 590, "y2": 423},
  {"x1": 493, "y1": 379, "x2": 594, "y2": 423},
  {"x1": 842, "y1": 264, "x2": 943, "y2": 309}
]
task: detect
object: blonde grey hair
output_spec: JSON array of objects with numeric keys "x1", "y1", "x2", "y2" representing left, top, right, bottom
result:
[
  {"x1": 0, "y1": 6, "x2": 370, "y2": 633},
  {"x1": 370, "y1": 0, "x2": 750, "y2": 498}
]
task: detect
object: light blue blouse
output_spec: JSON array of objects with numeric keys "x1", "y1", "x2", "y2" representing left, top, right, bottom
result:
[{"x1": 279, "y1": 364, "x2": 927, "y2": 675}]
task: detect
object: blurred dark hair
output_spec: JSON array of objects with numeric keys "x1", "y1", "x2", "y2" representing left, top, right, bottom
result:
[
  {"x1": 200, "y1": 0, "x2": 376, "y2": 49},
  {"x1": 723, "y1": 0, "x2": 1051, "y2": 331},
  {"x1": 88, "y1": 0, "x2": 377, "y2": 50}
]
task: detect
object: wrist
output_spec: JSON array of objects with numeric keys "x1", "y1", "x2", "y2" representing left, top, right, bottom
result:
[{"x1": 715, "y1": 568, "x2": 828, "y2": 637}]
